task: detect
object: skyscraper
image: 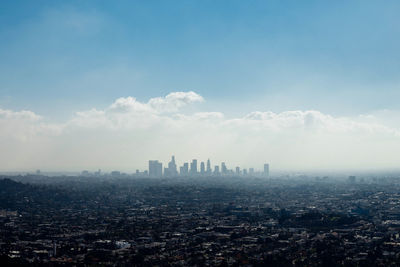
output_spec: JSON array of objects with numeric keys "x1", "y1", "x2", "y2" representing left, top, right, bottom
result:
[
  {"x1": 165, "y1": 155, "x2": 178, "y2": 177},
  {"x1": 221, "y1": 162, "x2": 227, "y2": 175},
  {"x1": 249, "y1": 168, "x2": 254, "y2": 175},
  {"x1": 206, "y1": 159, "x2": 212, "y2": 174},
  {"x1": 190, "y1": 159, "x2": 198, "y2": 175},
  {"x1": 264, "y1": 163, "x2": 269, "y2": 177},
  {"x1": 235, "y1": 167, "x2": 240, "y2": 175},
  {"x1": 180, "y1": 162, "x2": 189, "y2": 176},
  {"x1": 214, "y1": 166, "x2": 220, "y2": 175},
  {"x1": 149, "y1": 160, "x2": 162, "y2": 177},
  {"x1": 200, "y1": 162, "x2": 205, "y2": 175}
]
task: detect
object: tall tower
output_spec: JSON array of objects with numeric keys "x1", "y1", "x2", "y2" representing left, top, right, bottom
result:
[
  {"x1": 214, "y1": 166, "x2": 220, "y2": 175},
  {"x1": 206, "y1": 159, "x2": 211, "y2": 174},
  {"x1": 249, "y1": 168, "x2": 254, "y2": 175},
  {"x1": 200, "y1": 162, "x2": 205, "y2": 175},
  {"x1": 264, "y1": 163, "x2": 269, "y2": 177},
  {"x1": 221, "y1": 162, "x2": 227, "y2": 175},
  {"x1": 235, "y1": 167, "x2": 240, "y2": 175},
  {"x1": 167, "y1": 155, "x2": 177, "y2": 176},
  {"x1": 180, "y1": 163, "x2": 189, "y2": 176},
  {"x1": 149, "y1": 160, "x2": 162, "y2": 177},
  {"x1": 190, "y1": 159, "x2": 198, "y2": 175}
]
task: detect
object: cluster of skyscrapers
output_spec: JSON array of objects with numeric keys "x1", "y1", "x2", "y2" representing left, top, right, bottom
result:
[{"x1": 147, "y1": 156, "x2": 270, "y2": 178}]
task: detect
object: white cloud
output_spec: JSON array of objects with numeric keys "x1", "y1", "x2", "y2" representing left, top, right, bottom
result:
[
  {"x1": 0, "y1": 109, "x2": 42, "y2": 121},
  {"x1": 1, "y1": 92, "x2": 400, "y2": 172},
  {"x1": 0, "y1": 108, "x2": 62, "y2": 141},
  {"x1": 148, "y1": 91, "x2": 204, "y2": 112},
  {"x1": 109, "y1": 97, "x2": 153, "y2": 113}
]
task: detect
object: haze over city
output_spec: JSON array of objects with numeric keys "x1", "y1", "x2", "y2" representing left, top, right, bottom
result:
[{"x1": 3, "y1": 1, "x2": 400, "y2": 266}]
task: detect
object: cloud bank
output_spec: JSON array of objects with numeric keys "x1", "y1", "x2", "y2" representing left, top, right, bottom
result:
[{"x1": 1, "y1": 91, "x2": 400, "y2": 172}]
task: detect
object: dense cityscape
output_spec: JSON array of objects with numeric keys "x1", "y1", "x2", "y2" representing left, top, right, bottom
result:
[
  {"x1": 2, "y1": 1, "x2": 400, "y2": 266},
  {"x1": 2, "y1": 171, "x2": 400, "y2": 265}
]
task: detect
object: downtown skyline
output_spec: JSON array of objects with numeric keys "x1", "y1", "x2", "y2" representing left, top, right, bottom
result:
[
  {"x1": 147, "y1": 155, "x2": 270, "y2": 178},
  {"x1": 2, "y1": 2, "x2": 400, "y2": 266},
  {"x1": 78, "y1": 155, "x2": 270, "y2": 178}
]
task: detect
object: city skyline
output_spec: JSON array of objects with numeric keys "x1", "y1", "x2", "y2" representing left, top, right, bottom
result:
[
  {"x1": 77, "y1": 155, "x2": 271, "y2": 178},
  {"x1": 148, "y1": 155, "x2": 270, "y2": 178},
  {"x1": 2, "y1": 2, "x2": 400, "y2": 266}
]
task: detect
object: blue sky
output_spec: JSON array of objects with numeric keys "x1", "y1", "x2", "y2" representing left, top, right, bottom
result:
[
  {"x1": 1, "y1": 1, "x2": 400, "y2": 171},
  {"x1": 1, "y1": 1, "x2": 400, "y2": 118}
]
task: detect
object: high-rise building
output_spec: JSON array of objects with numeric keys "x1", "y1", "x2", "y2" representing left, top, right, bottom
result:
[
  {"x1": 200, "y1": 162, "x2": 205, "y2": 175},
  {"x1": 149, "y1": 160, "x2": 162, "y2": 177},
  {"x1": 214, "y1": 166, "x2": 220, "y2": 175},
  {"x1": 165, "y1": 155, "x2": 178, "y2": 177},
  {"x1": 206, "y1": 159, "x2": 212, "y2": 174},
  {"x1": 249, "y1": 168, "x2": 254, "y2": 175},
  {"x1": 190, "y1": 159, "x2": 198, "y2": 175},
  {"x1": 180, "y1": 162, "x2": 189, "y2": 176},
  {"x1": 235, "y1": 167, "x2": 240, "y2": 175},
  {"x1": 243, "y1": 169, "x2": 247, "y2": 176},
  {"x1": 179, "y1": 166, "x2": 184, "y2": 175},
  {"x1": 264, "y1": 163, "x2": 269, "y2": 177},
  {"x1": 221, "y1": 162, "x2": 227, "y2": 175}
]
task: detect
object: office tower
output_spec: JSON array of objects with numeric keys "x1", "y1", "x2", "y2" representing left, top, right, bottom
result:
[
  {"x1": 243, "y1": 169, "x2": 247, "y2": 176},
  {"x1": 149, "y1": 160, "x2": 162, "y2": 177},
  {"x1": 149, "y1": 160, "x2": 155, "y2": 176},
  {"x1": 165, "y1": 155, "x2": 178, "y2": 177},
  {"x1": 206, "y1": 159, "x2": 212, "y2": 174},
  {"x1": 221, "y1": 162, "x2": 227, "y2": 175},
  {"x1": 249, "y1": 168, "x2": 254, "y2": 175},
  {"x1": 264, "y1": 163, "x2": 270, "y2": 177},
  {"x1": 157, "y1": 162, "x2": 163, "y2": 177},
  {"x1": 214, "y1": 166, "x2": 220, "y2": 175},
  {"x1": 200, "y1": 162, "x2": 205, "y2": 175},
  {"x1": 190, "y1": 159, "x2": 198, "y2": 175},
  {"x1": 235, "y1": 167, "x2": 240, "y2": 175},
  {"x1": 180, "y1": 162, "x2": 189, "y2": 176}
]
